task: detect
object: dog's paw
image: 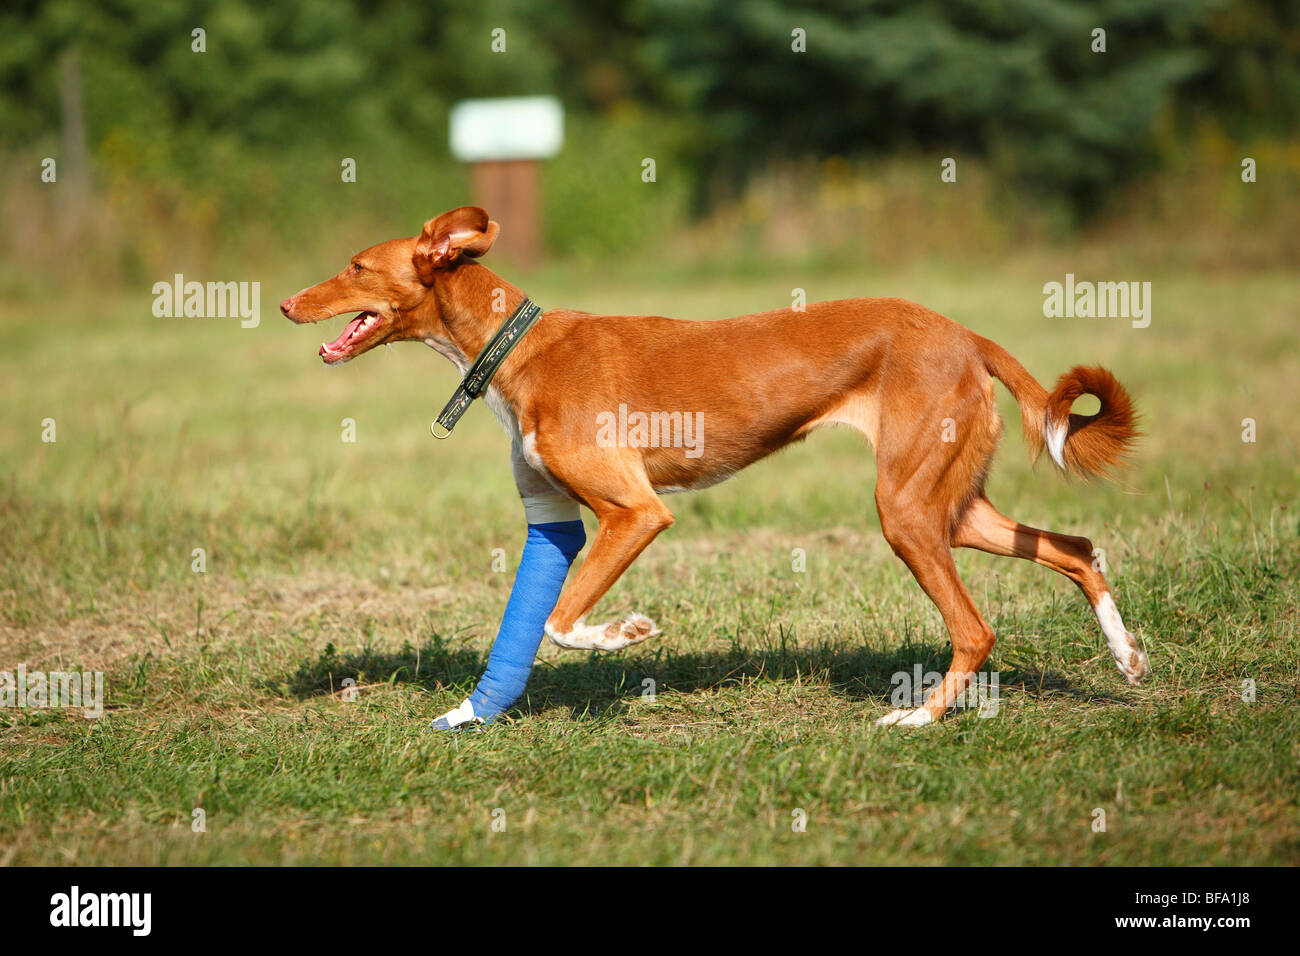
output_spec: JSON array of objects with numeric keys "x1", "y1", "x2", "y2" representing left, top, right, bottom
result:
[
  {"x1": 547, "y1": 614, "x2": 660, "y2": 651},
  {"x1": 1116, "y1": 644, "x2": 1149, "y2": 685},
  {"x1": 875, "y1": 707, "x2": 935, "y2": 729},
  {"x1": 605, "y1": 614, "x2": 659, "y2": 648},
  {"x1": 1095, "y1": 596, "x2": 1148, "y2": 686},
  {"x1": 426, "y1": 698, "x2": 484, "y2": 733}
]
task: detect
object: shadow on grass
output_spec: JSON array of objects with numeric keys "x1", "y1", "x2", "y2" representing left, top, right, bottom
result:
[{"x1": 272, "y1": 634, "x2": 1131, "y2": 721}]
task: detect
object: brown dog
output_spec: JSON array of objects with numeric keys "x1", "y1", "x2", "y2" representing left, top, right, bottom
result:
[{"x1": 281, "y1": 206, "x2": 1147, "y2": 727}]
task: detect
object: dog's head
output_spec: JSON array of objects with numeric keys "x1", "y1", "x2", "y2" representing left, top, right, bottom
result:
[{"x1": 280, "y1": 206, "x2": 500, "y2": 365}]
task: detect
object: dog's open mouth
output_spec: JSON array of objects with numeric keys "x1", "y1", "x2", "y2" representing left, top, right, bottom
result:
[{"x1": 320, "y1": 312, "x2": 385, "y2": 364}]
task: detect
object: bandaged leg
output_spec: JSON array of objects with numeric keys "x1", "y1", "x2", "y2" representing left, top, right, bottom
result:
[{"x1": 430, "y1": 446, "x2": 584, "y2": 730}]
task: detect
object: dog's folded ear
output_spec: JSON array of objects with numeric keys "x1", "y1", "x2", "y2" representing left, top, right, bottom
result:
[{"x1": 413, "y1": 206, "x2": 501, "y2": 283}]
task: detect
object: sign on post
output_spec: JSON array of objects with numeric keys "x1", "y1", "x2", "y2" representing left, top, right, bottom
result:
[{"x1": 450, "y1": 96, "x2": 564, "y2": 267}]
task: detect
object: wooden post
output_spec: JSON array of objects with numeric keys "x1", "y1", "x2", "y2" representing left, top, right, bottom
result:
[
  {"x1": 450, "y1": 97, "x2": 563, "y2": 270},
  {"x1": 58, "y1": 46, "x2": 89, "y2": 238},
  {"x1": 469, "y1": 159, "x2": 541, "y2": 268}
]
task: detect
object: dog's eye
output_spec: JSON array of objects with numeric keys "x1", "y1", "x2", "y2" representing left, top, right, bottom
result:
[{"x1": 352, "y1": 262, "x2": 365, "y2": 273}]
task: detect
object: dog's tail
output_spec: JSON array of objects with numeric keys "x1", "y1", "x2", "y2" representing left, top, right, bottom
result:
[{"x1": 975, "y1": 335, "x2": 1139, "y2": 479}]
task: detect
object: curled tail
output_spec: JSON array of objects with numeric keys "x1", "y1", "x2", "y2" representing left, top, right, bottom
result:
[{"x1": 974, "y1": 335, "x2": 1139, "y2": 479}]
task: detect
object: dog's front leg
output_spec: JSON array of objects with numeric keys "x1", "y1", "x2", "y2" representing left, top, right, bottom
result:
[
  {"x1": 540, "y1": 451, "x2": 675, "y2": 651},
  {"x1": 428, "y1": 445, "x2": 585, "y2": 731}
]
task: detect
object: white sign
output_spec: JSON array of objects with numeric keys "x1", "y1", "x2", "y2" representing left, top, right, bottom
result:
[{"x1": 449, "y1": 96, "x2": 564, "y2": 162}]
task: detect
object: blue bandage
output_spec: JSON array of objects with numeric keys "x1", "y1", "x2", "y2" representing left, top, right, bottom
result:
[{"x1": 430, "y1": 519, "x2": 585, "y2": 730}]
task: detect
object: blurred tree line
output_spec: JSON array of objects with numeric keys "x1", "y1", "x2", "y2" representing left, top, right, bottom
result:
[
  {"x1": 648, "y1": 0, "x2": 1299, "y2": 207},
  {"x1": 0, "y1": 0, "x2": 1296, "y2": 272}
]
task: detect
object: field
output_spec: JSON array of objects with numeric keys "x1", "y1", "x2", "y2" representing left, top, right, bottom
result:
[{"x1": 1, "y1": 253, "x2": 1297, "y2": 865}]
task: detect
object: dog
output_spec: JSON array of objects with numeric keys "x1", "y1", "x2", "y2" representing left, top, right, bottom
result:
[{"x1": 281, "y1": 206, "x2": 1147, "y2": 728}]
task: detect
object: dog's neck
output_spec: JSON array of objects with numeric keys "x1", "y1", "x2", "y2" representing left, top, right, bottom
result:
[{"x1": 424, "y1": 261, "x2": 529, "y2": 368}]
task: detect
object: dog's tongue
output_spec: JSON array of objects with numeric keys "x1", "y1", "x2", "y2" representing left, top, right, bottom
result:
[{"x1": 323, "y1": 315, "x2": 365, "y2": 353}]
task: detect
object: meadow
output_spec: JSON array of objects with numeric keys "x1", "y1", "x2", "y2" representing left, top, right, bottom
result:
[{"x1": 1, "y1": 251, "x2": 1296, "y2": 865}]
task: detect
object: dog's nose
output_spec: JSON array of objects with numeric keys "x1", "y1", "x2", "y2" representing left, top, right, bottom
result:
[{"x1": 279, "y1": 296, "x2": 294, "y2": 317}]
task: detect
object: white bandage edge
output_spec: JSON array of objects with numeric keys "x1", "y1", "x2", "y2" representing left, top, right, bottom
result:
[
  {"x1": 521, "y1": 491, "x2": 581, "y2": 525},
  {"x1": 436, "y1": 698, "x2": 481, "y2": 728},
  {"x1": 511, "y1": 439, "x2": 581, "y2": 524}
]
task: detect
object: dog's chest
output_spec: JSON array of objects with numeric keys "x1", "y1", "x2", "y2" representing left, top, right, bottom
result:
[
  {"x1": 423, "y1": 337, "x2": 572, "y2": 497},
  {"x1": 483, "y1": 386, "x2": 523, "y2": 444}
]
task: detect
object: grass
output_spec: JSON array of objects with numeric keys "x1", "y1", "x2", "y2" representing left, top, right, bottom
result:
[{"x1": 0, "y1": 252, "x2": 1297, "y2": 865}]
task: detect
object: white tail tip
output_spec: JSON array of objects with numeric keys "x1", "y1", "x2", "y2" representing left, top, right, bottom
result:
[{"x1": 1043, "y1": 418, "x2": 1068, "y2": 470}]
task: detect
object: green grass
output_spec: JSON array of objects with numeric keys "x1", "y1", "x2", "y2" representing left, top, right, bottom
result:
[{"x1": 1, "y1": 255, "x2": 1297, "y2": 865}]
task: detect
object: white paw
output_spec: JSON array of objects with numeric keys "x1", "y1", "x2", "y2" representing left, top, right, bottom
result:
[
  {"x1": 875, "y1": 707, "x2": 934, "y2": 728},
  {"x1": 546, "y1": 614, "x2": 660, "y2": 651},
  {"x1": 1095, "y1": 594, "x2": 1149, "y2": 685},
  {"x1": 1116, "y1": 645, "x2": 1149, "y2": 685}
]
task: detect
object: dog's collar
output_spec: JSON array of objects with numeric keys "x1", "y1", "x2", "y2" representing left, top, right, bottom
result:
[{"x1": 430, "y1": 297, "x2": 544, "y2": 439}]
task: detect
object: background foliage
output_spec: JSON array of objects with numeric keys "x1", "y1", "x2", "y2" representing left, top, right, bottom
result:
[{"x1": 0, "y1": 0, "x2": 1297, "y2": 284}]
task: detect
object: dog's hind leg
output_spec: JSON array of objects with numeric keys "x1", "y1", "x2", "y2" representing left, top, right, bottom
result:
[
  {"x1": 952, "y1": 495, "x2": 1148, "y2": 684},
  {"x1": 870, "y1": 362, "x2": 1005, "y2": 727},
  {"x1": 874, "y1": 499, "x2": 996, "y2": 727}
]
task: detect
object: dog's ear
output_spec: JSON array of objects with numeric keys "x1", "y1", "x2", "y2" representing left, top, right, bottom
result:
[{"x1": 413, "y1": 206, "x2": 501, "y2": 284}]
